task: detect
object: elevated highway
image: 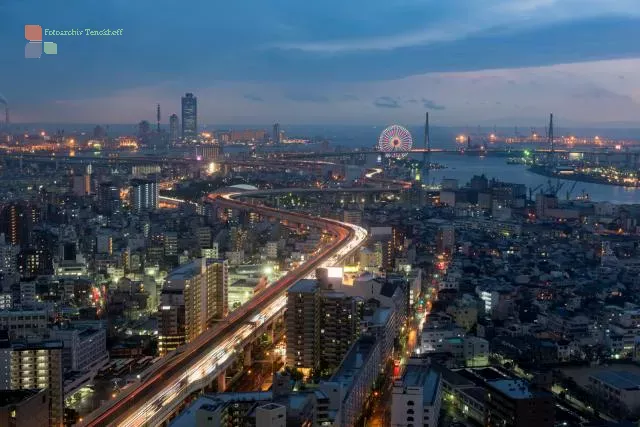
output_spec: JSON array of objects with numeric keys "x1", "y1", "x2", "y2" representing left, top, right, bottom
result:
[{"x1": 81, "y1": 191, "x2": 367, "y2": 427}]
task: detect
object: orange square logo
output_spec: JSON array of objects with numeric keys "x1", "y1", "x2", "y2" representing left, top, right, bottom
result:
[{"x1": 25, "y1": 25, "x2": 42, "y2": 41}]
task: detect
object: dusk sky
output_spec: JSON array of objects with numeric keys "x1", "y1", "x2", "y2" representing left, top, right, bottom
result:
[{"x1": 3, "y1": 0, "x2": 640, "y2": 126}]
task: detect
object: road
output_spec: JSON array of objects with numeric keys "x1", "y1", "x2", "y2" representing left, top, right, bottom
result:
[{"x1": 81, "y1": 190, "x2": 367, "y2": 427}]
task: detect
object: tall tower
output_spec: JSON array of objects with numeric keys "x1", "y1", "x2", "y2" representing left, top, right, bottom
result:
[
  {"x1": 273, "y1": 123, "x2": 281, "y2": 144},
  {"x1": 422, "y1": 112, "x2": 430, "y2": 186},
  {"x1": 181, "y1": 93, "x2": 198, "y2": 141},
  {"x1": 169, "y1": 114, "x2": 179, "y2": 143},
  {"x1": 548, "y1": 113, "x2": 555, "y2": 166},
  {"x1": 156, "y1": 104, "x2": 161, "y2": 132}
]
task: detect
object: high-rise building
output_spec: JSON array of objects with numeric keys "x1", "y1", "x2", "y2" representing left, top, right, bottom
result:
[
  {"x1": 0, "y1": 233, "x2": 19, "y2": 284},
  {"x1": 130, "y1": 179, "x2": 158, "y2": 213},
  {"x1": 196, "y1": 144, "x2": 221, "y2": 161},
  {"x1": 181, "y1": 93, "x2": 198, "y2": 140},
  {"x1": 93, "y1": 125, "x2": 106, "y2": 139},
  {"x1": 272, "y1": 123, "x2": 281, "y2": 144},
  {"x1": 97, "y1": 182, "x2": 121, "y2": 214},
  {"x1": 138, "y1": 120, "x2": 151, "y2": 145},
  {"x1": 158, "y1": 259, "x2": 228, "y2": 355},
  {"x1": 0, "y1": 340, "x2": 64, "y2": 427},
  {"x1": 436, "y1": 225, "x2": 455, "y2": 254},
  {"x1": 169, "y1": 114, "x2": 179, "y2": 143},
  {"x1": 71, "y1": 174, "x2": 90, "y2": 196},
  {"x1": 17, "y1": 248, "x2": 52, "y2": 279},
  {"x1": 0, "y1": 203, "x2": 38, "y2": 248},
  {"x1": 285, "y1": 275, "x2": 358, "y2": 375}
]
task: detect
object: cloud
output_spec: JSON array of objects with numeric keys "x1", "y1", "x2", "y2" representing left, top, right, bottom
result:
[
  {"x1": 284, "y1": 92, "x2": 330, "y2": 103},
  {"x1": 422, "y1": 99, "x2": 446, "y2": 110},
  {"x1": 243, "y1": 94, "x2": 264, "y2": 102},
  {"x1": 406, "y1": 99, "x2": 418, "y2": 104},
  {"x1": 374, "y1": 96, "x2": 402, "y2": 108},
  {"x1": 274, "y1": 0, "x2": 640, "y2": 53},
  {"x1": 571, "y1": 86, "x2": 635, "y2": 103}
]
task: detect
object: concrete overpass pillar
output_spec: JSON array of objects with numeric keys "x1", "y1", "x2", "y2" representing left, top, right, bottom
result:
[
  {"x1": 244, "y1": 346, "x2": 252, "y2": 367},
  {"x1": 268, "y1": 321, "x2": 276, "y2": 343},
  {"x1": 217, "y1": 370, "x2": 226, "y2": 392}
]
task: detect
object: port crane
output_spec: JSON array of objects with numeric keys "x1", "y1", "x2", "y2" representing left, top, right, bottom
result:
[
  {"x1": 566, "y1": 181, "x2": 578, "y2": 200},
  {"x1": 546, "y1": 179, "x2": 564, "y2": 197},
  {"x1": 529, "y1": 184, "x2": 544, "y2": 201}
]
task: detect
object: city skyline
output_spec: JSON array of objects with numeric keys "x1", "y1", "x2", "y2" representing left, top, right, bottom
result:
[{"x1": 2, "y1": 0, "x2": 640, "y2": 126}]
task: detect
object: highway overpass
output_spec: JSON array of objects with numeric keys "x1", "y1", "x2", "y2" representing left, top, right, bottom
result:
[{"x1": 80, "y1": 191, "x2": 367, "y2": 427}]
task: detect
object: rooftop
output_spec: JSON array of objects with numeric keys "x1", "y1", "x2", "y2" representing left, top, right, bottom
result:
[
  {"x1": 402, "y1": 365, "x2": 441, "y2": 406},
  {"x1": 330, "y1": 336, "x2": 378, "y2": 399},
  {"x1": 487, "y1": 379, "x2": 537, "y2": 400},
  {"x1": 0, "y1": 389, "x2": 43, "y2": 407},
  {"x1": 165, "y1": 260, "x2": 203, "y2": 286},
  {"x1": 590, "y1": 371, "x2": 640, "y2": 391},
  {"x1": 288, "y1": 279, "x2": 317, "y2": 294}
]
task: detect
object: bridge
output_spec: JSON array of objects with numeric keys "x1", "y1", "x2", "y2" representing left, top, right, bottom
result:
[
  {"x1": 80, "y1": 189, "x2": 369, "y2": 427},
  {"x1": 2, "y1": 146, "x2": 632, "y2": 169}
]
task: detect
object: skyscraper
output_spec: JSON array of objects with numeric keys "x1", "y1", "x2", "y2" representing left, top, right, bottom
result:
[
  {"x1": 0, "y1": 203, "x2": 38, "y2": 248},
  {"x1": 181, "y1": 93, "x2": 197, "y2": 140},
  {"x1": 285, "y1": 274, "x2": 358, "y2": 375},
  {"x1": 272, "y1": 123, "x2": 281, "y2": 144},
  {"x1": 130, "y1": 179, "x2": 158, "y2": 213},
  {"x1": 169, "y1": 114, "x2": 179, "y2": 143},
  {"x1": 158, "y1": 258, "x2": 228, "y2": 355},
  {"x1": 97, "y1": 182, "x2": 121, "y2": 214}
]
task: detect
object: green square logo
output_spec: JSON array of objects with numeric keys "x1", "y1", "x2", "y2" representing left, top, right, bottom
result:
[{"x1": 43, "y1": 42, "x2": 57, "y2": 55}]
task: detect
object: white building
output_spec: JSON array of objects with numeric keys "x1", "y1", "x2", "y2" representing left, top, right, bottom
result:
[
  {"x1": 391, "y1": 361, "x2": 442, "y2": 427},
  {"x1": 256, "y1": 403, "x2": 286, "y2": 427},
  {"x1": 266, "y1": 241, "x2": 278, "y2": 260},
  {"x1": 50, "y1": 327, "x2": 108, "y2": 373},
  {"x1": 421, "y1": 325, "x2": 464, "y2": 353}
]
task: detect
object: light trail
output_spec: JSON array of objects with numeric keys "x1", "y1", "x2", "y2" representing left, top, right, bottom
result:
[{"x1": 82, "y1": 189, "x2": 367, "y2": 427}]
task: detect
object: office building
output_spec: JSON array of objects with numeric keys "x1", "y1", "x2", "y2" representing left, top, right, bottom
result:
[
  {"x1": 343, "y1": 210, "x2": 362, "y2": 226},
  {"x1": 272, "y1": 123, "x2": 281, "y2": 144},
  {"x1": 391, "y1": 361, "x2": 442, "y2": 427},
  {"x1": 0, "y1": 310, "x2": 48, "y2": 339},
  {"x1": 169, "y1": 114, "x2": 179, "y2": 143},
  {"x1": 485, "y1": 379, "x2": 554, "y2": 427},
  {"x1": 181, "y1": 93, "x2": 197, "y2": 140},
  {"x1": 286, "y1": 276, "x2": 358, "y2": 375},
  {"x1": 158, "y1": 259, "x2": 228, "y2": 355},
  {"x1": 97, "y1": 182, "x2": 121, "y2": 214},
  {"x1": 436, "y1": 225, "x2": 455, "y2": 254},
  {"x1": 71, "y1": 174, "x2": 90, "y2": 196},
  {"x1": 130, "y1": 179, "x2": 158, "y2": 213},
  {"x1": 0, "y1": 389, "x2": 49, "y2": 427},
  {"x1": 1, "y1": 341, "x2": 64, "y2": 427},
  {"x1": 50, "y1": 326, "x2": 108, "y2": 373},
  {"x1": 196, "y1": 144, "x2": 221, "y2": 161}
]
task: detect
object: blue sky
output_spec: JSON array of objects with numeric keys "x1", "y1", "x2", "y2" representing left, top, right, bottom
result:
[{"x1": 2, "y1": 0, "x2": 640, "y2": 126}]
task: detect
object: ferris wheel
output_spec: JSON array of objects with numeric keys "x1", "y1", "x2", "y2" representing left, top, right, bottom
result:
[{"x1": 377, "y1": 125, "x2": 413, "y2": 158}]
